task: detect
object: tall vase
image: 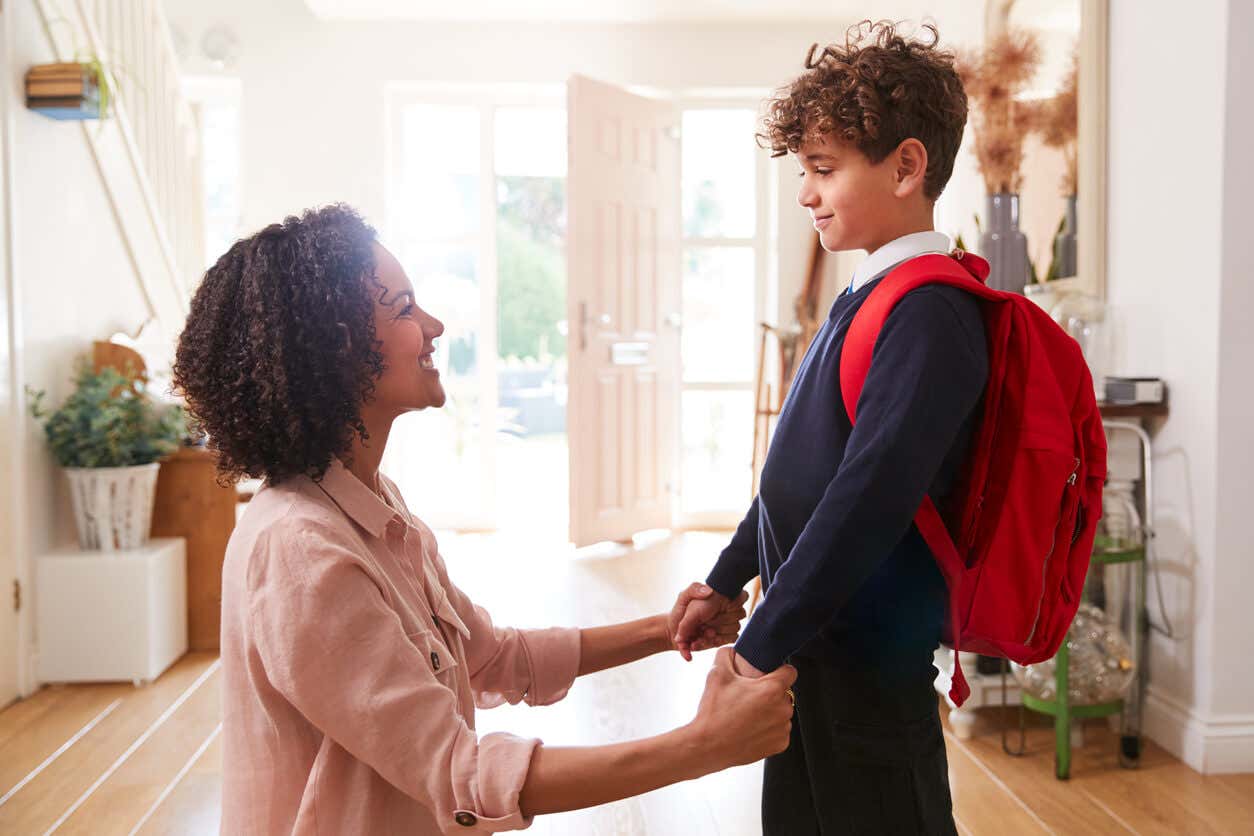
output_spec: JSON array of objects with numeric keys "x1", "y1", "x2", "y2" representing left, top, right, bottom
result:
[
  {"x1": 980, "y1": 193, "x2": 1030, "y2": 294},
  {"x1": 1054, "y1": 194, "x2": 1078, "y2": 279}
]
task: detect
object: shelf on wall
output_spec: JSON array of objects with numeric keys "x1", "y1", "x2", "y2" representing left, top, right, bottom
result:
[{"x1": 1098, "y1": 401, "x2": 1168, "y2": 419}]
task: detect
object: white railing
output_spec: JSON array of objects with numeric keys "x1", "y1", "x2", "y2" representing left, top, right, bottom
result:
[{"x1": 38, "y1": 0, "x2": 204, "y2": 310}]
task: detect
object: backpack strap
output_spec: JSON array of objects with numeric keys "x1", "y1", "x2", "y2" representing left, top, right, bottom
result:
[
  {"x1": 838, "y1": 251, "x2": 993, "y2": 706},
  {"x1": 839, "y1": 252, "x2": 991, "y2": 421}
]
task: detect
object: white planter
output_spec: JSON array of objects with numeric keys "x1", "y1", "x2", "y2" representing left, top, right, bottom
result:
[{"x1": 64, "y1": 463, "x2": 160, "y2": 551}]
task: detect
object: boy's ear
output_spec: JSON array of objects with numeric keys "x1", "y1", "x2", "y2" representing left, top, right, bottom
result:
[{"x1": 893, "y1": 138, "x2": 929, "y2": 198}]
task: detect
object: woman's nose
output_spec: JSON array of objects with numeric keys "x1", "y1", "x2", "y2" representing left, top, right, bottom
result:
[{"x1": 424, "y1": 312, "x2": 445, "y2": 340}]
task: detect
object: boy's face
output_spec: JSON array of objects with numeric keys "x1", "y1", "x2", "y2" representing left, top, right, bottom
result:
[{"x1": 795, "y1": 134, "x2": 901, "y2": 254}]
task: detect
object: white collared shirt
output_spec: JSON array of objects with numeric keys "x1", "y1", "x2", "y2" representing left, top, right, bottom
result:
[{"x1": 849, "y1": 230, "x2": 953, "y2": 294}]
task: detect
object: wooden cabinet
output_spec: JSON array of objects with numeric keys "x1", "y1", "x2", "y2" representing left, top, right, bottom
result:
[{"x1": 150, "y1": 447, "x2": 235, "y2": 650}]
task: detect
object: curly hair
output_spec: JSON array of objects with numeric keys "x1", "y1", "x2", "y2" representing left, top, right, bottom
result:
[
  {"x1": 760, "y1": 20, "x2": 968, "y2": 200},
  {"x1": 172, "y1": 204, "x2": 384, "y2": 485}
]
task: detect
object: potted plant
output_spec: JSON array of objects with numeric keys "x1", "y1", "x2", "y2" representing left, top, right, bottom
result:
[
  {"x1": 28, "y1": 362, "x2": 187, "y2": 551},
  {"x1": 1037, "y1": 49, "x2": 1079, "y2": 282},
  {"x1": 957, "y1": 30, "x2": 1042, "y2": 295}
]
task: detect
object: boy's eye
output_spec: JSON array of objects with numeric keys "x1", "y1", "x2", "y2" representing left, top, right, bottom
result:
[{"x1": 397, "y1": 303, "x2": 415, "y2": 318}]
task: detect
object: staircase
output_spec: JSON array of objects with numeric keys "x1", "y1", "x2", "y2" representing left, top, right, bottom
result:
[{"x1": 34, "y1": 0, "x2": 204, "y2": 339}]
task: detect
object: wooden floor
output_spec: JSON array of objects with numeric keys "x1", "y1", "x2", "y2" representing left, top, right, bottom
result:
[{"x1": 2, "y1": 531, "x2": 1251, "y2": 835}]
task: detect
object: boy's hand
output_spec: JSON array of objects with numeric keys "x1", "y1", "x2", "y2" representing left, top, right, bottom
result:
[
  {"x1": 732, "y1": 651, "x2": 767, "y2": 679},
  {"x1": 668, "y1": 583, "x2": 748, "y2": 661}
]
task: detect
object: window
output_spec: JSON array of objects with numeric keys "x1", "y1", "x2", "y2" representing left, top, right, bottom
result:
[
  {"x1": 184, "y1": 77, "x2": 242, "y2": 268},
  {"x1": 679, "y1": 107, "x2": 771, "y2": 524},
  {"x1": 385, "y1": 89, "x2": 568, "y2": 532}
]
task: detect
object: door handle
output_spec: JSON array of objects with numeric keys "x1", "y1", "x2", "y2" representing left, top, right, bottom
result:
[{"x1": 580, "y1": 302, "x2": 612, "y2": 350}]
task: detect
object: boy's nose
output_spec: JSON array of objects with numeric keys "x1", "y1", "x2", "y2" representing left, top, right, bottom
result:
[{"x1": 797, "y1": 182, "x2": 818, "y2": 209}]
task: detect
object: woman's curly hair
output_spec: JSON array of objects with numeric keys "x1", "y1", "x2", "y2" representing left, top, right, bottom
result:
[
  {"x1": 760, "y1": 20, "x2": 968, "y2": 199},
  {"x1": 172, "y1": 204, "x2": 384, "y2": 485}
]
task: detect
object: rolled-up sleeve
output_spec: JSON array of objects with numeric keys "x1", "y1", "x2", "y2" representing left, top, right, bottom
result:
[
  {"x1": 248, "y1": 523, "x2": 540, "y2": 833},
  {"x1": 436, "y1": 561, "x2": 581, "y2": 709}
]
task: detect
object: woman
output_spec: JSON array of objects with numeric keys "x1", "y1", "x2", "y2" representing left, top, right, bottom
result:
[{"x1": 173, "y1": 205, "x2": 796, "y2": 835}]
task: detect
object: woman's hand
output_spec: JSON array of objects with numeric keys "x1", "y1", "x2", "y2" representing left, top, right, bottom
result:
[
  {"x1": 668, "y1": 583, "x2": 749, "y2": 661},
  {"x1": 519, "y1": 646, "x2": 795, "y2": 817},
  {"x1": 688, "y1": 647, "x2": 796, "y2": 769}
]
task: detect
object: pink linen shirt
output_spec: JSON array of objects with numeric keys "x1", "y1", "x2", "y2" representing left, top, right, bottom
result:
[{"x1": 219, "y1": 460, "x2": 581, "y2": 835}]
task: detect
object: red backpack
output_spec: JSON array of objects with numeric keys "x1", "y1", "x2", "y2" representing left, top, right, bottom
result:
[{"x1": 839, "y1": 250, "x2": 1107, "y2": 706}]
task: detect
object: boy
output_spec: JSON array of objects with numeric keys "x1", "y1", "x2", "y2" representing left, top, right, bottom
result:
[{"x1": 672, "y1": 21, "x2": 982, "y2": 835}]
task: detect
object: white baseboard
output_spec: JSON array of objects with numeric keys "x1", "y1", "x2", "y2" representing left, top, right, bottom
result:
[{"x1": 1144, "y1": 686, "x2": 1254, "y2": 773}]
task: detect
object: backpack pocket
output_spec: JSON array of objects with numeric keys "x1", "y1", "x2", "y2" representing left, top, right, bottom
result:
[{"x1": 962, "y1": 446, "x2": 1081, "y2": 645}]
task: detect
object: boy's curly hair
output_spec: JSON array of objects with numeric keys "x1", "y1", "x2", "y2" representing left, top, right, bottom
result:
[
  {"x1": 172, "y1": 204, "x2": 385, "y2": 485},
  {"x1": 760, "y1": 20, "x2": 968, "y2": 199}
]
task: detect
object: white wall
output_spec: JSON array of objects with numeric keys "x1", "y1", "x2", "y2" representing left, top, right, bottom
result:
[
  {"x1": 164, "y1": 0, "x2": 991, "y2": 323},
  {"x1": 1107, "y1": 0, "x2": 1254, "y2": 773},
  {"x1": 165, "y1": 0, "x2": 840, "y2": 230},
  {"x1": 1210, "y1": 0, "x2": 1254, "y2": 759},
  {"x1": 6, "y1": 0, "x2": 155, "y2": 694}
]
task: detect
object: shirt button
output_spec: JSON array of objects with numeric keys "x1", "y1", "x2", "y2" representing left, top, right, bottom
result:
[
  {"x1": 431, "y1": 651, "x2": 440, "y2": 671},
  {"x1": 454, "y1": 811, "x2": 477, "y2": 827}
]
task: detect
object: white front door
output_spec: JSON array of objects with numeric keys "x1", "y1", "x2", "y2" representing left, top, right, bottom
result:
[{"x1": 566, "y1": 76, "x2": 682, "y2": 547}]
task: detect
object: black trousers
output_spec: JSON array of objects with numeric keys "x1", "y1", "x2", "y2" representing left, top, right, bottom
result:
[{"x1": 762, "y1": 655, "x2": 957, "y2": 836}]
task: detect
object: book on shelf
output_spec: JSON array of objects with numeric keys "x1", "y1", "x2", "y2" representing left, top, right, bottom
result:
[
  {"x1": 27, "y1": 95, "x2": 98, "y2": 109},
  {"x1": 26, "y1": 79, "x2": 91, "y2": 98},
  {"x1": 26, "y1": 83, "x2": 102, "y2": 120},
  {"x1": 27, "y1": 61, "x2": 86, "y2": 76},
  {"x1": 26, "y1": 101, "x2": 102, "y2": 121},
  {"x1": 1103, "y1": 376, "x2": 1165, "y2": 405}
]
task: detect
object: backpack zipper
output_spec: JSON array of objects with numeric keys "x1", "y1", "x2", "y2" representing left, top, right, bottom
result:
[{"x1": 1025, "y1": 457, "x2": 1081, "y2": 644}]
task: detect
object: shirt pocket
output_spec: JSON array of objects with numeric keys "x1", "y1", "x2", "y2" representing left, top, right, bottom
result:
[{"x1": 407, "y1": 628, "x2": 460, "y2": 692}]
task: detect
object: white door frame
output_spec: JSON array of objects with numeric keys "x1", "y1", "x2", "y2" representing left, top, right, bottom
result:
[{"x1": 0, "y1": 0, "x2": 34, "y2": 703}]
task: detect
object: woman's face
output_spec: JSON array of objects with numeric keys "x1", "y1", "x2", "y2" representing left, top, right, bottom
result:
[{"x1": 368, "y1": 242, "x2": 446, "y2": 414}]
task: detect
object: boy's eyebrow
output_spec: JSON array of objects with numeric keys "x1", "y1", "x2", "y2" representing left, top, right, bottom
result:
[{"x1": 803, "y1": 152, "x2": 837, "y2": 162}]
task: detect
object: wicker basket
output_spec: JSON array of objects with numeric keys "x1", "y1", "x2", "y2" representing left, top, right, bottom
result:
[{"x1": 64, "y1": 463, "x2": 160, "y2": 551}]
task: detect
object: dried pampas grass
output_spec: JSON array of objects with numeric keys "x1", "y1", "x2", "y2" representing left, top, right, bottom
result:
[
  {"x1": 1036, "y1": 49, "x2": 1079, "y2": 195},
  {"x1": 957, "y1": 29, "x2": 1042, "y2": 194}
]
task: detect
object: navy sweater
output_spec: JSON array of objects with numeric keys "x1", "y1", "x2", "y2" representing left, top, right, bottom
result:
[{"x1": 708, "y1": 274, "x2": 988, "y2": 685}]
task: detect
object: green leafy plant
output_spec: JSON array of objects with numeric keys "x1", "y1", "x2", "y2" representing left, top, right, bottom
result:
[
  {"x1": 44, "y1": 9, "x2": 127, "y2": 121},
  {"x1": 27, "y1": 363, "x2": 187, "y2": 468},
  {"x1": 1044, "y1": 214, "x2": 1067, "y2": 282}
]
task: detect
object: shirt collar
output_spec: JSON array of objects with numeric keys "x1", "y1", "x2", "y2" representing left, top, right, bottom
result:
[
  {"x1": 850, "y1": 230, "x2": 952, "y2": 294},
  {"x1": 314, "y1": 459, "x2": 398, "y2": 539}
]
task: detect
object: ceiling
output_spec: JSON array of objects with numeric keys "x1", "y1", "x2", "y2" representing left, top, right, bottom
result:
[{"x1": 299, "y1": 0, "x2": 938, "y2": 24}]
